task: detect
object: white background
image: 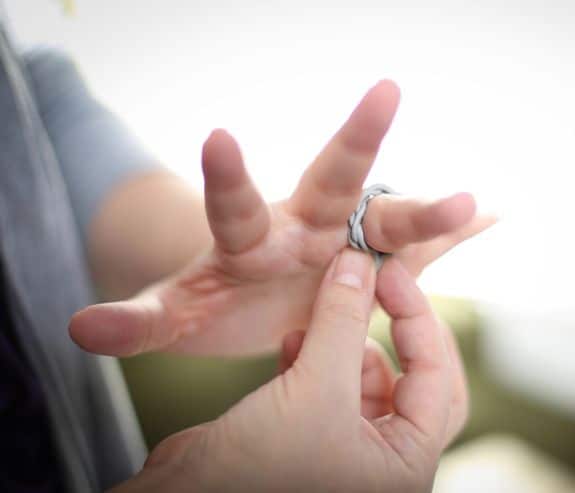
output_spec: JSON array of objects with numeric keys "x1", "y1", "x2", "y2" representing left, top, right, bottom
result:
[{"x1": 5, "y1": 0, "x2": 575, "y2": 408}]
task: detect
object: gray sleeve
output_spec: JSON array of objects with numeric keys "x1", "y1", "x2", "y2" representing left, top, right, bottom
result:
[{"x1": 21, "y1": 46, "x2": 160, "y2": 236}]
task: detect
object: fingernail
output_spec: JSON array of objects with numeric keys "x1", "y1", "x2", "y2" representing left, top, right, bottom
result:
[{"x1": 332, "y1": 248, "x2": 372, "y2": 289}]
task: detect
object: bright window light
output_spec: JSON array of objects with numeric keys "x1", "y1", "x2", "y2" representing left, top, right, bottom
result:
[{"x1": 5, "y1": 0, "x2": 575, "y2": 309}]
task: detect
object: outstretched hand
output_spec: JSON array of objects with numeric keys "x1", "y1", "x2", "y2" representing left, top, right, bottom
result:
[{"x1": 70, "y1": 80, "x2": 494, "y2": 357}]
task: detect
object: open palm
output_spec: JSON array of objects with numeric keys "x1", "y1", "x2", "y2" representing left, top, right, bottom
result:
[{"x1": 71, "y1": 80, "x2": 493, "y2": 357}]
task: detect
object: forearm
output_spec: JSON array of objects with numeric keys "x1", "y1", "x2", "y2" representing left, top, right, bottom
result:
[{"x1": 88, "y1": 169, "x2": 212, "y2": 300}]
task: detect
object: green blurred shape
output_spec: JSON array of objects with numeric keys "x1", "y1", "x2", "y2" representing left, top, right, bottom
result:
[{"x1": 121, "y1": 352, "x2": 277, "y2": 447}]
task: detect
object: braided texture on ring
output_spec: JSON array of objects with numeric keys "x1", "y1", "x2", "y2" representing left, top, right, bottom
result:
[{"x1": 347, "y1": 184, "x2": 395, "y2": 269}]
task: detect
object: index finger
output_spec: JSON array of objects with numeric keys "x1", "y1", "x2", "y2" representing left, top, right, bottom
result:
[
  {"x1": 374, "y1": 258, "x2": 451, "y2": 446},
  {"x1": 297, "y1": 249, "x2": 376, "y2": 403}
]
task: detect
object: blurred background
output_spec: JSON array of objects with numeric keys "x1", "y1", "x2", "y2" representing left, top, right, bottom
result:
[{"x1": 7, "y1": 0, "x2": 575, "y2": 491}]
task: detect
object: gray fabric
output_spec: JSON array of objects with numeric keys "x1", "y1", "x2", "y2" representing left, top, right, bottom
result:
[
  {"x1": 0, "y1": 27, "x2": 150, "y2": 493},
  {"x1": 23, "y1": 46, "x2": 159, "y2": 237}
]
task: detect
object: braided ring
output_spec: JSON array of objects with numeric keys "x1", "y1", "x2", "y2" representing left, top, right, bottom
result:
[{"x1": 347, "y1": 183, "x2": 396, "y2": 270}]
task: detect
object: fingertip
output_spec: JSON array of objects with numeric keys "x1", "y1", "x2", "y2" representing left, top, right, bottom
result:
[
  {"x1": 341, "y1": 80, "x2": 401, "y2": 154},
  {"x1": 373, "y1": 79, "x2": 401, "y2": 102},
  {"x1": 201, "y1": 128, "x2": 245, "y2": 190},
  {"x1": 68, "y1": 308, "x2": 88, "y2": 349},
  {"x1": 370, "y1": 79, "x2": 401, "y2": 123},
  {"x1": 442, "y1": 192, "x2": 477, "y2": 222},
  {"x1": 477, "y1": 210, "x2": 501, "y2": 228},
  {"x1": 202, "y1": 128, "x2": 228, "y2": 160},
  {"x1": 416, "y1": 192, "x2": 477, "y2": 237},
  {"x1": 204, "y1": 127, "x2": 233, "y2": 145},
  {"x1": 376, "y1": 258, "x2": 426, "y2": 320},
  {"x1": 69, "y1": 303, "x2": 142, "y2": 357},
  {"x1": 202, "y1": 127, "x2": 270, "y2": 253},
  {"x1": 331, "y1": 248, "x2": 375, "y2": 291}
]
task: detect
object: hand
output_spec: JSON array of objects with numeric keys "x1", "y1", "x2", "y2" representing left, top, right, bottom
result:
[
  {"x1": 279, "y1": 321, "x2": 468, "y2": 446},
  {"x1": 108, "y1": 250, "x2": 466, "y2": 493},
  {"x1": 70, "y1": 80, "x2": 494, "y2": 356}
]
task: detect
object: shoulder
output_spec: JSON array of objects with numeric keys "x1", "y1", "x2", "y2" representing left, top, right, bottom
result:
[
  {"x1": 21, "y1": 45, "x2": 82, "y2": 88},
  {"x1": 20, "y1": 45, "x2": 88, "y2": 114},
  {"x1": 21, "y1": 45, "x2": 76, "y2": 71}
]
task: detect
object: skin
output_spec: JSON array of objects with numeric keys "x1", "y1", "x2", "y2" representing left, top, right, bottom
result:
[
  {"x1": 70, "y1": 80, "x2": 495, "y2": 358},
  {"x1": 108, "y1": 252, "x2": 467, "y2": 493},
  {"x1": 68, "y1": 80, "x2": 486, "y2": 490}
]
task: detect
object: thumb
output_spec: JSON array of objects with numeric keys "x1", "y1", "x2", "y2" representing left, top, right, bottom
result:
[
  {"x1": 297, "y1": 248, "x2": 376, "y2": 397},
  {"x1": 69, "y1": 293, "x2": 175, "y2": 357}
]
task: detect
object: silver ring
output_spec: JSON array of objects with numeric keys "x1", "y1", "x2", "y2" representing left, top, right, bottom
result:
[{"x1": 348, "y1": 184, "x2": 396, "y2": 270}]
